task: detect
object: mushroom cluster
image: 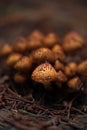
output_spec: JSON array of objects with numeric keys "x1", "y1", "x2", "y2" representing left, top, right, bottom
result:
[{"x1": 0, "y1": 30, "x2": 86, "y2": 92}]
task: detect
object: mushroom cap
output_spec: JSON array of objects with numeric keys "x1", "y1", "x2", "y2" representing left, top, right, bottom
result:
[
  {"x1": 54, "y1": 60, "x2": 65, "y2": 71},
  {"x1": 64, "y1": 62, "x2": 77, "y2": 77},
  {"x1": 43, "y1": 33, "x2": 59, "y2": 48},
  {"x1": 68, "y1": 62, "x2": 77, "y2": 72},
  {"x1": 6, "y1": 53, "x2": 22, "y2": 67},
  {"x1": 14, "y1": 73, "x2": 27, "y2": 84},
  {"x1": 32, "y1": 47, "x2": 55, "y2": 64},
  {"x1": 63, "y1": 31, "x2": 85, "y2": 52},
  {"x1": 62, "y1": 40, "x2": 83, "y2": 52},
  {"x1": 0, "y1": 44, "x2": 13, "y2": 57},
  {"x1": 14, "y1": 56, "x2": 32, "y2": 71},
  {"x1": 64, "y1": 31, "x2": 85, "y2": 44},
  {"x1": 13, "y1": 37, "x2": 27, "y2": 53},
  {"x1": 28, "y1": 30, "x2": 44, "y2": 41},
  {"x1": 52, "y1": 44, "x2": 63, "y2": 52},
  {"x1": 52, "y1": 44, "x2": 66, "y2": 62},
  {"x1": 77, "y1": 60, "x2": 87, "y2": 76},
  {"x1": 31, "y1": 62, "x2": 57, "y2": 85},
  {"x1": 67, "y1": 77, "x2": 82, "y2": 91},
  {"x1": 64, "y1": 66, "x2": 74, "y2": 77},
  {"x1": 27, "y1": 38, "x2": 42, "y2": 50},
  {"x1": 56, "y1": 70, "x2": 67, "y2": 82}
]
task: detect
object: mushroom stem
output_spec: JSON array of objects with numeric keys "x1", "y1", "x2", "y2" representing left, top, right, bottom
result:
[{"x1": 44, "y1": 83, "x2": 53, "y2": 91}]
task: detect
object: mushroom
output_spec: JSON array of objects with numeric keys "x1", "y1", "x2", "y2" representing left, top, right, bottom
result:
[
  {"x1": 54, "y1": 60, "x2": 65, "y2": 71},
  {"x1": 64, "y1": 62, "x2": 77, "y2": 77},
  {"x1": 52, "y1": 44, "x2": 63, "y2": 52},
  {"x1": 28, "y1": 30, "x2": 44, "y2": 41},
  {"x1": 67, "y1": 77, "x2": 82, "y2": 91},
  {"x1": 14, "y1": 56, "x2": 32, "y2": 71},
  {"x1": 31, "y1": 62, "x2": 57, "y2": 89},
  {"x1": 6, "y1": 53, "x2": 22, "y2": 67},
  {"x1": 56, "y1": 70, "x2": 67, "y2": 83},
  {"x1": 32, "y1": 47, "x2": 55, "y2": 64},
  {"x1": 64, "y1": 31, "x2": 85, "y2": 44},
  {"x1": 63, "y1": 31, "x2": 85, "y2": 52},
  {"x1": 27, "y1": 38, "x2": 42, "y2": 51},
  {"x1": 77, "y1": 60, "x2": 87, "y2": 76},
  {"x1": 14, "y1": 72, "x2": 27, "y2": 84},
  {"x1": 52, "y1": 44, "x2": 66, "y2": 62},
  {"x1": 13, "y1": 37, "x2": 27, "y2": 53},
  {"x1": 43, "y1": 33, "x2": 59, "y2": 48},
  {"x1": 0, "y1": 44, "x2": 13, "y2": 57}
]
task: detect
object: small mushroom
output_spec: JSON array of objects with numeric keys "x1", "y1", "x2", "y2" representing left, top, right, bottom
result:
[
  {"x1": 77, "y1": 60, "x2": 87, "y2": 76},
  {"x1": 31, "y1": 62, "x2": 57, "y2": 89},
  {"x1": 63, "y1": 40, "x2": 83, "y2": 52},
  {"x1": 56, "y1": 70, "x2": 67, "y2": 83},
  {"x1": 64, "y1": 62, "x2": 77, "y2": 77},
  {"x1": 14, "y1": 73, "x2": 27, "y2": 84},
  {"x1": 63, "y1": 31, "x2": 85, "y2": 52},
  {"x1": 27, "y1": 38, "x2": 42, "y2": 51},
  {"x1": 67, "y1": 77, "x2": 82, "y2": 91},
  {"x1": 32, "y1": 47, "x2": 55, "y2": 64},
  {"x1": 64, "y1": 31, "x2": 85, "y2": 44},
  {"x1": 52, "y1": 44, "x2": 63, "y2": 52},
  {"x1": 0, "y1": 44, "x2": 13, "y2": 57},
  {"x1": 54, "y1": 60, "x2": 65, "y2": 71},
  {"x1": 13, "y1": 37, "x2": 27, "y2": 53},
  {"x1": 6, "y1": 53, "x2": 22, "y2": 67},
  {"x1": 14, "y1": 56, "x2": 32, "y2": 71},
  {"x1": 43, "y1": 33, "x2": 59, "y2": 48},
  {"x1": 28, "y1": 30, "x2": 44, "y2": 41},
  {"x1": 52, "y1": 44, "x2": 66, "y2": 62}
]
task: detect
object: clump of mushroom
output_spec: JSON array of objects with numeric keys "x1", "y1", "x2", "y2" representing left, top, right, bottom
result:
[{"x1": 0, "y1": 30, "x2": 86, "y2": 95}]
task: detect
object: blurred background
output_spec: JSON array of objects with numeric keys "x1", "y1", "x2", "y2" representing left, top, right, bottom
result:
[{"x1": 0, "y1": 0, "x2": 87, "y2": 43}]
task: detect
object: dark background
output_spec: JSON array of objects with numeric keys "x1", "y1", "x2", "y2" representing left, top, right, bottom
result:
[
  {"x1": 0, "y1": 0, "x2": 87, "y2": 59},
  {"x1": 0, "y1": 0, "x2": 87, "y2": 42}
]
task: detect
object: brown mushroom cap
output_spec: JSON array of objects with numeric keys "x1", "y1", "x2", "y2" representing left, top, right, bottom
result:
[
  {"x1": 56, "y1": 70, "x2": 67, "y2": 83},
  {"x1": 77, "y1": 60, "x2": 87, "y2": 76},
  {"x1": 64, "y1": 62, "x2": 77, "y2": 77},
  {"x1": 52, "y1": 44, "x2": 66, "y2": 62},
  {"x1": 0, "y1": 44, "x2": 13, "y2": 57},
  {"x1": 32, "y1": 47, "x2": 55, "y2": 64},
  {"x1": 63, "y1": 31, "x2": 85, "y2": 52},
  {"x1": 54, "y1": 60, "x2": 65, "y2": 71},
  {"x1": 67, "y1": 77, "x2": 82, "y2": 91},
  {"x1": 13, "y1": 37, "x2": 27, "y2": 53},
  {"x1": 27, "y1": 38, "x2": 42, "y2": 50},
  {"x1": 43, "y1": 33, "x2": 59, "y2": 48},
  {"x1": 6, "y1": 53, "x2": 22, "y2": 67},
  {"x1": 64, "y1": 31, "x2": 85, "y2": 44},
  {"x1": 31, "y1": 62, "x2": 57, "y2": 85},
  {"x1": 14, "y1": 73, "x2": 27, "y2": 84},
  {"x1": 52, "y1": 44, "x2": 63, "y2": 52},
  {"x1": 14, "y1": 56, "x2": 32, "y2": 71},
  {"x1": 28, "y1": 30, "x2": 44, "y2": 41},
  {"x1": 62, "y1": 40, "x2": 83, "y2": 52}
]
